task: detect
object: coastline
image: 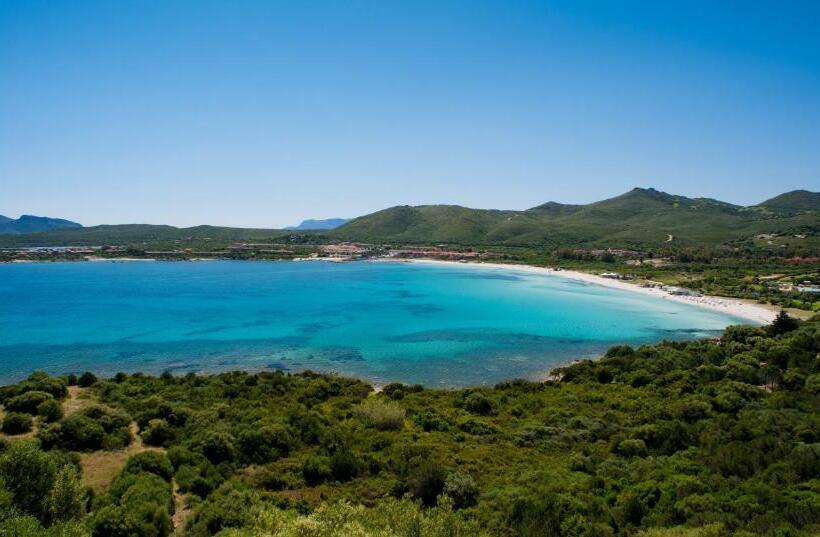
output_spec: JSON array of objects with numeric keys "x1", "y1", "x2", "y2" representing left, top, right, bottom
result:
[
  {"x1": 396, "y1": 258, "x2": 778, "y2": 325},
  {"x1": 2, "y1": 254, "x2": 781, "y2": 324}
]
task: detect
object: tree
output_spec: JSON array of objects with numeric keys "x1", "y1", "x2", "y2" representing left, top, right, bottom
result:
[
  {"x1": 48, "y1": 465, "x2": 85, "y2": 522},
  {"x1": 0, "y1": 441, "x2": 57, "y2": 519},
  {"x1": 768, "y1": 310, "x2": 798, "y2": 336}
]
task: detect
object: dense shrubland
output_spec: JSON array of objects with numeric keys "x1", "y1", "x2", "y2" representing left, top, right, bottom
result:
[{"x1": 0, "y1": 314, "x2": 818, "y2": 536}]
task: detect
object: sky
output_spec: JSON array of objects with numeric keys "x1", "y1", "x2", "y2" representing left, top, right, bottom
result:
[{"x1": 1, "y1": 1, "x2": 819, "y2": 228}]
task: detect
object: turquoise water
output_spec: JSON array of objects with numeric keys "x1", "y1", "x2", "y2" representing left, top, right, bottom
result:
[{"x1": 0, "y1": 260, "x2": 748, "y2": 386}]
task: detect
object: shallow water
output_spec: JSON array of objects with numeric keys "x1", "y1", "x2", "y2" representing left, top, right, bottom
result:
[{"x1": 0, "y1": 260, "x2": 748, "y2": 386}]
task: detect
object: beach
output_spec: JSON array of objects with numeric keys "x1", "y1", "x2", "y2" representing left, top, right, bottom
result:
[{"x1": 399, "y1": 258, "x2": 778, "y2": 325}]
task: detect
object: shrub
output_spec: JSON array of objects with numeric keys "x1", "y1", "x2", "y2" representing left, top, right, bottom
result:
[
  {"x1": 37, "y1": 399, "x2": 64, "y2": 423},
  {"x1": 19, "y1": 372, "x2": 68, "y2": 399},
  {"x1": 66, "y1": 374, "x2": 78, "y2": 386},
  {"x1": 0, "y1": 440, "x2": 57, "y2": 519},
  {"x1": 443, "y1": 471, "x2": 479, "y2": 509},
  {"x1": 408, "y1": 460, "x2": 447, "y2": 506},
  {"x1": 414, "y1": 411, "x2": 450, "y2": 432},
  {"x1": 196, "y1": 431, "x2": 237, "y2": 464},
  {"x1": 807, "y1": 373, "x2": 820, "y2": 395},
  {"x1": 141, "y1": 419, "x2": 175, "y2": 447},
  {"x1": 238, "y1": 424, "x2": 297, "y2": 463},
  {"x1": 2, "y1": 412, "x2": 33, "y2": 435},
  {"x1": 55, "y1": 415, "x2": 105, "y2": 451},
  {"x1": 122, "y1": 452, "x2": 174, "y2": 481},
  {"x1": 330, "y1": 447, "x2": 361, "y2": 482},
  {"x1": 302, "y1": 455, "x2": 332, "y2": 486},
  {"x1": 463, "y1": 393, "x2": 494, "y2": 415},
  {"x1": 356, "y1": 398, "x2": 405, "y2": 431},
  {"x1": 47, "y1": 465, "x2": 85, "y2": 522},
  {"x1": 5, "y1": 391, "x2": 53, "y2": 414},
  {"x1": 77, "y1": 372, "x2": 97, "y2": 387},
  {"x1": 617, "y1": 439, "x2": 648, "y2": 458}
]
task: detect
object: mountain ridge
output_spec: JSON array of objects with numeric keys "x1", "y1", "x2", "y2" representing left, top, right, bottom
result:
[
  {"x1": 331, "y1": 187, "x2": 819, "y2": 247},
  {"x1": 0, "y1": 214, "x2": 82, "y2": 235},
  {"x1": 286, "y1": 218, "x2": 350, "y2": 230},
  {"x1": 1, "y1": 188, "x2": 816, "y2": 249}
]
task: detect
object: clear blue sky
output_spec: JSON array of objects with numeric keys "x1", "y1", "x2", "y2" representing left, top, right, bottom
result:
[{"x1": 1, "y1": 1, "x2": 818, "y2": 228}]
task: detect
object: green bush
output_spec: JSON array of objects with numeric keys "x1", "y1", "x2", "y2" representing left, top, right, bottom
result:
[
  {"x1": 407, "y1": 460, "x2": 447, "y2": 506},
  {"x1": 47, "y1": 465, "x2": 85, "y2": 522},
  {"x1": 356, "y1": 398, "x2": 405, "y2": 431},
  {"x1": 122, "y1": 452, "x2": 174, "y2": 481},
  {"x1": 140, "y1": 419, "x2": 175, "y2": 447},
  {"x1": 330, "y1": 447, "x2": 361, "y2": 482},
  {"x1": 463, "y1": 392, "x2": 494, "y2": 415},
  {"x1": 0, "y1": 440, "x2": 57, "y2": 519},
  {"x1": 5, "y1": 391, "x2": 53, "y2": 414},
  {"x1": 77, "y1": 372, "x2": 97, "y2": 388},
  {"x1": 237, "y1": 424, "x2": 297, "y2": 463},
  {"x1": 443, "y1": 471, "x2": 479, "y2": 509},
  {"x1": 2, "y1": 412, "x2": 33, "y2": 435},
  {"x1": 302, "y1": 455, "x2": 332, "y2": 486},
  {"x1": 196, "y1": 431, "x2": 237, "y2": 464},
  {"x1": 37, "y1": 399, "x2": 64, "y2": 423}
]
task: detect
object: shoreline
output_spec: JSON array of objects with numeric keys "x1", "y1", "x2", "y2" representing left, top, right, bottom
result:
[{"x1": 395, "y1": 258, "x2": 778, "y2": 324}]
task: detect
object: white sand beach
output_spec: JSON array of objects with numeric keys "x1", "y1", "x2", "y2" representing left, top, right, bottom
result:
[{"x1": 396, "y1": 258, "x2": 777, "y2": 324}]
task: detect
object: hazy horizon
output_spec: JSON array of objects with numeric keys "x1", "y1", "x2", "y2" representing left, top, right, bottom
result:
[{"x1": 2, "y1": 1, "x2": 818, "y2": 228}]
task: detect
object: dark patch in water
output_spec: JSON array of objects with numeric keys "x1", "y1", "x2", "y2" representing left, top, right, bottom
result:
[
  {"x1": 319, "y1": 346, "x2": 364, "y2": 362},
  {"x1": 390, "y1": 289, "x2": 427, "y2": 299},
  {"x1": 267, "y1": 362, "x2": 290, "y2": 371},
  {"x1": 164, "y1": 363, "x2": 201, "y2": 372},
  {"x1": 240, "y1": 319, "x2": 270, "y2": 328},
  {"x1": 117, "y1": 331, "x2": 154, "y2": 342},
  {"x1": 185, "y1": 325, "x2": 229, "y2": 336},
  {"x1": 385, "y1": 328, "x2": 601, "y2": 345},
  {"x1": 402, "y1": 304, "x2": 445, "y2": 316},
  {"x1": 298, "y1": 321, "x2": 342, "y2": 334}
]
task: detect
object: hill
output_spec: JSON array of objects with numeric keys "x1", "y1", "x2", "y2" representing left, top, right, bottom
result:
[
  {"x1": 286, "y1": 218, "x2": 350, "y2": 230},
  {"x1": 0, "y1": 224, "x2": 301, "y2": 248},
  {"x1": 0, "y1": 188, "x2": 816, "y2": 250},
  {"x1": 756, "y1": 190, "x2": 820, "y2": 214},
  {"x1": 0, "y1": 214, "x2": 82, "y2": 234},
  {"x1": 333, "y1": 188, "x2": 820, "y2": 249}
]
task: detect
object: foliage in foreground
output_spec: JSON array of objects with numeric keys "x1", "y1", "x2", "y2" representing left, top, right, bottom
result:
[{"x1": 0, "y1": 314, "x2": 818, "y2": 536}]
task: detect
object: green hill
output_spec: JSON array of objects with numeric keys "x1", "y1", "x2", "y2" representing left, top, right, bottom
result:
[
  {"x1": 1, "y1": 188, "x2": 817, "y2": 250},
  {"x1": 334, "y1": 188, "x2": 819, "y2": 248},
  {"x1": 0, "y1": 224, "x2": 301, "y2": 248},
  {"x1": 756, "y1": 189, "x2": 820, "y2": 214}
]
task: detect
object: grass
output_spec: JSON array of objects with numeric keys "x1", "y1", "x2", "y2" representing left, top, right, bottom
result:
[{"x1": 79, "y1": 421, "x2": 163, "y2": 493}]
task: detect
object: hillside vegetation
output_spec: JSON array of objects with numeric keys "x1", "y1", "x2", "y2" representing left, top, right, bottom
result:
[
  {"x1": 0, "y1": 224, "x2": 306, "y2": 248},
  {"x1": 1, "y1": 313, "x2": 818, "y2": 536},
  {"x1": 1, "y1": 188, "x2": 816, "y2": 251},
  {"x1": 334, "y1": 188, "x2": 820, "y2": 249}
]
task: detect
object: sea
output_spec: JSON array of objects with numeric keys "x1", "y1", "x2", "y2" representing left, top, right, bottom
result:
[{"x1": 0, "y1": 260, "x2": 749, "y2": 386}]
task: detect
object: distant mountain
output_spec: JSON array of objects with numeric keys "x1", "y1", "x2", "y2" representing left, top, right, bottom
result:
[
  {"x1": 286, "y1": 218, "x2": 350, "y2": 230},
  {"x1": 756, "y1": 190, "x2": 820, "y2": 214},
  {"x1": 333, "y1": 188, "x2": 820, "y2": 248},
  {"x1": 0, "y1": 215, "x2": 82, "y2": 235}
]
